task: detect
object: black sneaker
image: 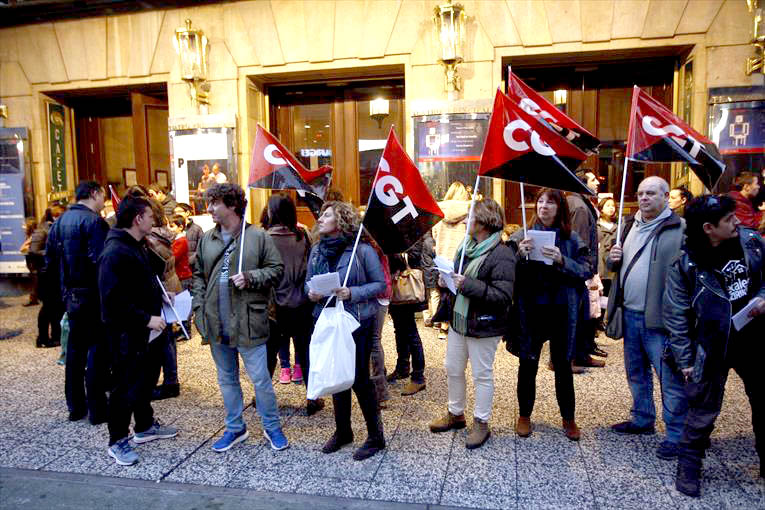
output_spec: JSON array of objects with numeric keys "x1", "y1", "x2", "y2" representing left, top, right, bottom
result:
[
  {"x1": 675, "y1": 462, "x2": 701, "y2": 498},
  {"x1": 352, "y1": 437, "x2": 385, "y2": 461},
  {"x1": 306, "y1": 398, "x2": 325, "y2": 416},
  {"x1": 68, "y1": 409, "x2": 87, "y2": 422},
  {"x1": 151, "y1": 384, "x2": 180, "y2": 401},
  {"x1": 611, "y1": 421, "x2": 655, "y2": 435},
  {"x1": 385, "y1": 371, "x2": 409, "y2": 383},
  {"x1": 656, "y1": 441, "x2": 679, "y2": 460},
  {"x1": 321, "y1": 432, "x2": 353, "y2": 454}
]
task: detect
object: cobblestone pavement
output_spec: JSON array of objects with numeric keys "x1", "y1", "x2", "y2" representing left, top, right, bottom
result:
[{"x1": 0, "y1": 296, "x2": 762, "y2": 509}]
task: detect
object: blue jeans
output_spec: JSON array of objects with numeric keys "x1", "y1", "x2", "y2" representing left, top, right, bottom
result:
[
  {"x1": 210, "y1": 342, "x2": 281, "y2": 434},
  {"x1": 623, "y1": 309, "x2": 688, "y2": 443}
]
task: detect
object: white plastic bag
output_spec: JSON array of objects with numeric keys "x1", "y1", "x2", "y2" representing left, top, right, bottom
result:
[{"x1": 306, "y1": 300, "x2": 359, "y2": 400}]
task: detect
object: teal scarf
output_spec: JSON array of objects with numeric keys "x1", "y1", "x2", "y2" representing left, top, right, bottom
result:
[{"x1": 452, "y1": 231, "x2": 501, "y2": 335}]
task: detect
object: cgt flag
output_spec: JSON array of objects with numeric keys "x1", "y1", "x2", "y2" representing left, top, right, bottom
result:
[
  {"x1": 248, "y1": 125, "x2": 333, "y2": 216},
  {"x1": 479, "y1": 89, "x2": 593, "y2": 195},
  {"x1": 627, "y1": 86, "x2": 724, "y2": 190},
  {"x1": 364, "y1": 128, "x2": 444, "y2": 254},
  {"x1": 507, "y1": 71, "x2": 600, "y2": 155}
]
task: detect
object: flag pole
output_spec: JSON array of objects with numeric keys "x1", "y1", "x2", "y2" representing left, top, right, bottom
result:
[
  {"x1": 341, "y1": 183, "x2": 376, "y2": 288},
  {"x1": 615, "y1": 157, "x2": 629, "y2": 246},
  {"x1": 457, "y1": 173, "x2": 481, "y2": 275},
  {"x1": 155, "y1": 275, "x2": 189, "y2": 340},
  {"x1": 237, "y1": 214, "x2": 246, "y2": 274},
  {"x1": 519, "y1": 181, "x2": 528, "y2": 236}
]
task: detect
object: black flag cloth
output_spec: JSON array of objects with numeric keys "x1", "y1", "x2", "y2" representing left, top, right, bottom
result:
[{"x1": 363, "y1": 129, "x2": 444, "y2": 254}]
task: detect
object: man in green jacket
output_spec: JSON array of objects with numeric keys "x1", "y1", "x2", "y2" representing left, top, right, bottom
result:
[{"x1": 192, "y1": 183, "x2": 288, "y2": 452}]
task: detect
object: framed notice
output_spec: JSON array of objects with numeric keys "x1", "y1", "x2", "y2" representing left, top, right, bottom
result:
[
  {"x1": 47, "y1": 102, "x2": 67, "y2": 192},
  {"x1": 155, "y1": 170, "x2": 169, "y2": 188},
  {"x1": 123, "y1": 168, "x2": 137, "y2": 187}
]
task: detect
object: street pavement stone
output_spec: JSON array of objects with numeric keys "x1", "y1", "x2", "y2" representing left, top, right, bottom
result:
[{"x1": 0, "y1": 295, "x2": 762, "y2": 509}]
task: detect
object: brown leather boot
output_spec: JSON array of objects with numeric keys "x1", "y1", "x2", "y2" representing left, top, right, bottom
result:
[
  {"x1": 429, "y1": 411, "x2": 466, "y2": 433},
  {"x1": 515, "y1": 416, "x2": 532, "y2": 437},
  {"x1": 401, "y1": 381, "x2": 426, "y2": 396},
  {"x1": 563, "y1": 419, "x2": 581, "y2": 441},
  {"x1": 466, "y1": 418, "x2": 490, "y2": 449}
]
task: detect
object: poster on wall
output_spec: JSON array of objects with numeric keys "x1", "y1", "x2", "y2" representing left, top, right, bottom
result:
[
  {"x1": 709, "y1": 100, "x2": 765, "y2": 191},
  {"x1": 169, "y1": 127, "x2": 235, "y2": 214},
  {"x1": 47, "y1": 102, "x2": 67, "y2": 192},
  {"x1": 0, "y1": 128, "x2": 31, "y2": 274}
]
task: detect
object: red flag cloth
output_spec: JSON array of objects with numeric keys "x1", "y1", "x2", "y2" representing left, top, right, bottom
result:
[
  {"x1": 626, "y1": 86, "x2": 724, "y2": 190},
  {"x1": 479, "y1": 89, "x2": 593, "y2": 195},
  {"x1": 507, "y1": 71, "x2": 600, "y2": 155},
  {"x1": 248, "y1": 125, "x2": 332, "y2": 215},
  {"x1": 363, "y1": 128, "x2": 444, "y2": 254}
]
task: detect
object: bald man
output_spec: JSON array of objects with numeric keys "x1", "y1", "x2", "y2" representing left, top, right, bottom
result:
[{"x1": 605, "y1": 176, "x2": 688, "y2": 461}]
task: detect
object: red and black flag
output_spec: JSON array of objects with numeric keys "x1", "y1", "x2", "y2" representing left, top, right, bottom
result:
[
  {"x1": 363, "y1": 129, "x2": 444, "y2": 254},
  {"x1": 627, "y1": 86, "x2": 724, "y2": 190},
  {"x1": 507, "y1": 70, "x2": 600, "y2": 155},
  {"x1": 479, "y1": 89, "x2": 593, "y2": 195},
  {"x1": 248, "y1": 125, "x2": 333, "y2": 216}
]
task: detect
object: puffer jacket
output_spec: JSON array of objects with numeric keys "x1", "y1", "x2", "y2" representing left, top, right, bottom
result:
[
  {"x1": 145, "y1": 226, "x2": 182, "y2": 293},
  {"x1": 509, "y1": 227, "x2": 591, "y2": 361},
  {"x1": 450, "y1": 240, "x2": 516, "y2": 338},
  {"x1": 45, "y1": 203, "x2": 109, "y2": 311},
  {"x1": 432, "y1": 199, "x2": 471, "y2": 260},
  {"x1": 192, "y1": 223, "x2": 284, "y2": 347},
  {"x1": 305, "y1": 241, "x2": 385, "y2": 323},
  {"x1": 664, "y1": 228, "x2": 765, "y2": 373}
]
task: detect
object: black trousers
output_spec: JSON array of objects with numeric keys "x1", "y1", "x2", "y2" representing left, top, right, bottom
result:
[
  {"x1": 107, "y1": 332, "x2": 163, "y2": 445},
  {"x1": 65, "y1": 308, "x2": 108, "y2": 419},
  {"x1": 574, "y1": 289, "x2": 597, "y2": 362},
  {"x1": 332, "y1": 317, "x2": 383, "y2": 441},
  {"x1": 679, "y1": 335, "x2": 763, "y2": 469},
  {"x1": 389, "y1": 305, "x2": 426, "y2": 384},
  {"x1": 37, "y1": 298, "x2": 63, "y2": 344},
  {"x1": 517, "y1": 304, "x2": 575, "y2": 421},
  {"x1": 274, "y1": 303, "x2": 313, "y2": 388}
]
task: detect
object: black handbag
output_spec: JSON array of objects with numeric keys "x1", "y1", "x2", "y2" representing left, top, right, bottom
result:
[{"x1": 431, "y1": 288, "x2": 454, "y2": 324}]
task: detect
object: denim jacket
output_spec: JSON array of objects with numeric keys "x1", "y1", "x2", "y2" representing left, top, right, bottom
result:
[{"x1": 306, "y1": 241, "x2": 385, "y2": 323}]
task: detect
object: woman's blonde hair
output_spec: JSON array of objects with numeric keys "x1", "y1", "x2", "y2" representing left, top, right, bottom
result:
[
  {"x1": 472, "y1": 198, "x2": 505, "y2": 234},
  {"x1": 319, "y1": 200, "x2": 360, "y2": 237},
  {"x1": 443, "y1": 181, "x2": 470, "y2": 201}
]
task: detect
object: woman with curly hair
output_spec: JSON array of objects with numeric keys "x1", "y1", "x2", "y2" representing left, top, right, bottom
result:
[{"x1": 306, "y1": 201, "x2": 387, "y2": 460}]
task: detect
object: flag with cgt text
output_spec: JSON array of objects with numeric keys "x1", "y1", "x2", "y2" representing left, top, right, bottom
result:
[
  {"x1": 626, "y1": 86, "x2": 724, "y2": 190},
  {"x1": 363, "y1": 128, "x2": 444, "y2": 254},
  {"x1": 248, "y1": 125, "x2": 333, "y2": 216}
]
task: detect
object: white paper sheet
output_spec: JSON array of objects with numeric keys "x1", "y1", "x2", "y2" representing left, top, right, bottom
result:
[
  {"x1": 162, "y1": 290, "x2": 192, "y2": 323},
  {"x1": 308, "y1": 272, "x2": 342, "y2": 297},
  {"x1": 732, "y1": 298, "x2": 759, "y2": 331},
  {"x1": 434, "y1": 255, "x2": 457, "y2": 294},
  {"x1": 149, "y1": 326, "x2": 165, "y2": 342},
  {"x1": 526, "y1": 230, "x2": 557, "y2": 265}
]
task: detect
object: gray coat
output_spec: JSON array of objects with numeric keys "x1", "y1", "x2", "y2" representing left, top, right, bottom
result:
[{"x1": 606, "y1": 213, "x2": 684, "y2": 332}]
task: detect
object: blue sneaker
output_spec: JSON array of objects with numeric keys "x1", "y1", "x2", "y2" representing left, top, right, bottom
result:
[
  {"x1": 212, "y1": 428, "x2": 249, "y2": 452},
  {"x1": 108, "y1": 437, "x2": 139, "y2": 466},
  {"x1": 133, "y1": 419, "x2": 178, "y2": 444},
  {"x1": 264, "y1": 428, "x2": 289, "y2": 451}
]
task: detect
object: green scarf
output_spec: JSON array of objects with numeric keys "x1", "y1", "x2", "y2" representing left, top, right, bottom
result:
[{"x1": 452, "y1": 231, "x2": 501, "y2": 335}]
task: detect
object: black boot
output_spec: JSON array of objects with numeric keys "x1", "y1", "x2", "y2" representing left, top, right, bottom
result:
[{"x1": 675, "y1": 459, "x2": 701, "y2": 498}]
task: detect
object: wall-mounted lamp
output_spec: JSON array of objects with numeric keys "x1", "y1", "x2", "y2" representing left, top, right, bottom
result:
[
  {"x1": 174, "y1": 19, "x2": 210, "y2": 110},
  {"x1": 746, "y1": 0, "x2": 764, "y2": 75},
  {"x1": 433, "y1": 0, "x2": 466, "y2": 93},
  {"x1": 370, "y1": 98, "x2": 390, "y2": 129},
  {"x1": 553, "y1": 90, "x2": 568, "y2": 106},
  {"x1": 0, "y1": 104, "x2": 7, "y2": 119}
]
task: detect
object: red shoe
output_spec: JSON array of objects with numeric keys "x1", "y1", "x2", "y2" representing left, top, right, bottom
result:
[
  {"x1": 278, "y1": 367, "x2": 291, "y2": 384},
  {"x1": 291, "y1": 364, "x2": 303, "y2": 384}
]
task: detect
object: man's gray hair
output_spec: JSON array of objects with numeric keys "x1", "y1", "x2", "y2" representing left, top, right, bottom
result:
[{"x1": 640, "y1": 176, "x2": 669, "y2": 194}]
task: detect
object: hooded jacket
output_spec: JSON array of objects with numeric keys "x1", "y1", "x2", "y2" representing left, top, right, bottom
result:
[
  {"x1": 664, "y1": 228, "x2": 765, "y2": 372},
  {"x1": 432, "y1": 199, "x2": 471, "y2": 260},
  {"x1": 98, "y1": 228, "x2": 163, "y2": 348}
]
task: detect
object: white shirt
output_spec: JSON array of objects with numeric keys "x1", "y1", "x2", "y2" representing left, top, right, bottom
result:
[{"x1": 214, "y1": 172, "x2": 227, "y2": 183}]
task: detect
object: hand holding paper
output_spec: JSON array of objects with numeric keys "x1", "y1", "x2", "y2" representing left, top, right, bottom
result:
[
  {"x1": 308, "y1": 272, "x2": 342, "y2": 297},
  {"x1": 526, "y1": 230, "x2": 557, "y2": 265},
  {"x1": 434, "y1": 256, "x2": 457, "y2": 294}
]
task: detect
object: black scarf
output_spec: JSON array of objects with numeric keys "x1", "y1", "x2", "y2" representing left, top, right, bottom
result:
[{"x1": 314, "y1": 233, "x2": 352, "y2": 274}]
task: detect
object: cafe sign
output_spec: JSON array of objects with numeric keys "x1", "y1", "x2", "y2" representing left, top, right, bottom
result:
[{"x1": 47, "y1": 102, "x2": 66, "y2": 192}]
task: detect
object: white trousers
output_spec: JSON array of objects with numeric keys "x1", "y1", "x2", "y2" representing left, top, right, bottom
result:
[{"x1": 445, "y1": 327, "x2": 500, "y2": 422}]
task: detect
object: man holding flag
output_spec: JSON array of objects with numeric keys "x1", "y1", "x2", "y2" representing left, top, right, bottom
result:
[{"x1": 192, "y1": 183, "x2": 288, "y2": 453}]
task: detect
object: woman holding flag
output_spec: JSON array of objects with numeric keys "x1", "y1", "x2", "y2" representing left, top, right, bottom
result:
[
  {"x1": 306, "y1": 201, "x2": 387, "y2": 461},
  {"x1": 429, "y1": 198, "x2": 515, "y2": 450},
  {"x1": 509, "y1": 188, "x2": 591, "y2": 441}
]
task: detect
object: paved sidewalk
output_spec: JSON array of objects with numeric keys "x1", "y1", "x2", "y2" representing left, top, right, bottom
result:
[{"x1": 0, "y1": 295, "x2": 762, "y2": 509}]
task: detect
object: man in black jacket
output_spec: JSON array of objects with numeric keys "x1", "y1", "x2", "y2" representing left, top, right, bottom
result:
[
  {"x1": 99, "y1": 195, "x2": 178, "y2": 466},
  {"x1": 567, "y1": 170, "x2": 606, "y2": 370},
  {"x1": 664, "y1": 195, "x2": 765, "y2": 497},
  {"x1": 46, "y1": 181, "x2": 109, "y2": 423}
]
